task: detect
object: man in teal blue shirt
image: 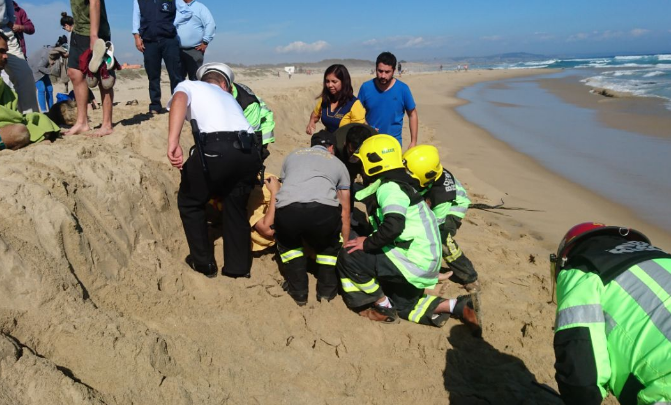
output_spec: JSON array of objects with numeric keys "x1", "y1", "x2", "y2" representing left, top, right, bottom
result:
[
  {"x1": 358, "y1": 52, "x2": 418, "y2": 148},
  {"x1": 175, "y1": 0, "x2": 215, "y2": 80}
]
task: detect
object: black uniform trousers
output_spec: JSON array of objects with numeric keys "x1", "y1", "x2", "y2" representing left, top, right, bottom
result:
[
  {"x1": 336, "y1": 245, "x2": 445, "y2": 326},
  {"x1": 442, "y1": 216, "x2": 478, "y2": 285},
  {"x1": 178, "y1": 137, "x2": 261, "y2": 276},
  {"x1": 274, "y1": 202, "x2": 342, "y2": 300}
]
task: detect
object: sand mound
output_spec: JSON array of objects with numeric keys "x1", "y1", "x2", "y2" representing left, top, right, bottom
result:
[{"x1": 0, "y1": 73, "x2": 569, "y2": 404}]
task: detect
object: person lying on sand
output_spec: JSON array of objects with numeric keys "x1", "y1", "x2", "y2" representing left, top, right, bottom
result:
[{"x1": 0, "y1": 32, "x2": 59, "y2": 150}]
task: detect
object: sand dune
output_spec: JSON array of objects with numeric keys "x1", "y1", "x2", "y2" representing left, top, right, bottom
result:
[{"x1": 0, "y1": 68, "x2": 641, "y2": 404}]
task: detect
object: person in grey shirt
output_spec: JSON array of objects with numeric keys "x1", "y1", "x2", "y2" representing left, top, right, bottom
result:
[
  {"x1": 274, "y1": 130, "x2": 351, "y2": 305},
  {"x1": 29, "y1": 46, "x2": 66, "y2": 112}
]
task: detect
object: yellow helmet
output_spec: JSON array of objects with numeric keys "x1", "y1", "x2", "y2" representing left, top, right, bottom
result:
[
  {"x1": 402, "y1": 145, "x2": 443, "y2": 187},
  {"x1": 354, "y1": 134, "x2": 403, "y2": 176}
]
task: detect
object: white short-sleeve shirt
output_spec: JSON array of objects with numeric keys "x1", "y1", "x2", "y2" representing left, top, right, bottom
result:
[{"x1": 167, "y1": 81, "x2": 253, "y2": 133}]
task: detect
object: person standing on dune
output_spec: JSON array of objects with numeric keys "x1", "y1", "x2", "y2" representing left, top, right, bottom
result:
[
  {"x1": 358, "y1": 52, "x2": 418, "y2": 148},
  {"x1": 64, "y1": 0, "x2": 114, "y2": 136}
]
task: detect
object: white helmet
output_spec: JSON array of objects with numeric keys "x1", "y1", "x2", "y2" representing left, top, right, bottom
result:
[{"x1": 196, "y1": 62, "x2": 235, "y2": 86}]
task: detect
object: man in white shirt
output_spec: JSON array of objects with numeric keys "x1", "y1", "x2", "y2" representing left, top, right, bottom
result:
[{"x1": 167, "y1": 62, "x2": 262, "y2": 279}]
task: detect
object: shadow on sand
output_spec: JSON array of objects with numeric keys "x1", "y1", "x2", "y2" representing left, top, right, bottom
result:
[
  {"x1": 444, "y1": 325, "x2": 563, "y2": 405},
  {"x1": 117, "y1": 112, "x2": 154, "y2": 127}
]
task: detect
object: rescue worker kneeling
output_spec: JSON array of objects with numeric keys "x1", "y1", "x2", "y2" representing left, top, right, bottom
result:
[
  {"x1": 551, "y1": 222, "x2": 671, "y2": 405},
  {"x1": 403, "y1": 145, "x2": 480, "y2": 292},
  {"x1": 167, "y1": 62, "x2": 262, "y2": 278},
  {"x1": 337, "y1": 135, "x2": 480, "y2": 332},
  {"x1": 274, "y1": 131, "x2": 351, "y2": 305}
]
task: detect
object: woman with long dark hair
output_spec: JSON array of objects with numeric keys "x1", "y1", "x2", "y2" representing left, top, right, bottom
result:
[{"x1": 305, "y1": 64, "x2": 365, "y2": 134}]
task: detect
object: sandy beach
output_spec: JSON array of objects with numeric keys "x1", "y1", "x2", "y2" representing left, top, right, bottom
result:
[{"x1": 1, "y1": 66, "x2": 666, "y2": 404}]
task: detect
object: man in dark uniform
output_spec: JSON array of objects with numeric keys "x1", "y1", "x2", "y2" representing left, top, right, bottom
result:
[
  {"x1": 132, "y1": 0, "x2": 183, "y2": 114},
  {"x1": 167, "y1": 62, "x2": 262, "y2": 279}
]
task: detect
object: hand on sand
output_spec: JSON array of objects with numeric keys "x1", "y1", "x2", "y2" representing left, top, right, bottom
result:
[{"x1": 344, "y1": 236, "x2": 367, "y2": 253}]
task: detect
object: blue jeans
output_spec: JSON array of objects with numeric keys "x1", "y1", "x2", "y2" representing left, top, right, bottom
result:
[
  {"x1": 143, "y1": 36, "x2": 183, "y2": 112},
  {"x1": 35, "y1": 75, "x2": 54, "y2": 112}
]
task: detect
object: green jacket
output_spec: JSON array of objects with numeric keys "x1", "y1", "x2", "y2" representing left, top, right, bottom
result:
[
  {"x1": 0, "y1": 81, "x2": 59, "y2": 144},
  {"x1": 423, "y1": 169, "x2": 470, "y2": 222},
  {"x1": 356, "y1": 176, "x2": 441, "y2": 289},
  {"x1": 232, "y1": 83, "x2": 275, "y2": 145},
  {"x1": 554, "y1": 234, "x2": 671, "y2": 405}
]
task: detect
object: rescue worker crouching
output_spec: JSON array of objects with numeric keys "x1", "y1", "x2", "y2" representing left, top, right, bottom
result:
[
  {"x1": 336, "y1": 135, "x2": 480, "y2": 334},
  {"x1": 550, "y1": 222, "x2": 671, "y2": 405},
  {"x1": 403, "y1": 145, "x2": 480, "y2": 292},
  {"x1": 274, "y1": 130, "x2": 351, "y2": 305},
  {"x1": 167, "y1": 62, "x2": 262, "y2": 279}
]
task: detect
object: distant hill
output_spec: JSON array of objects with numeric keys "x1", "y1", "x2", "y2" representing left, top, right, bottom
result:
[
  {"x1": 233, "y1": 58, "x2": 373, "y2": 69},
  {"x1": 421, "y1": 52, "x2": 550, "y2": 64}
]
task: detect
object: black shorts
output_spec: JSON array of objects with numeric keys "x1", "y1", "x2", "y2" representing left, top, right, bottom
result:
[{"x1": 67, "y1": 32, "x2": 111, "y2": 70}]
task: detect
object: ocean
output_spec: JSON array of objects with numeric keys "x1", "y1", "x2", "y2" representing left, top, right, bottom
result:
[
  {"x1": 455, "y1": 70, "x2": 671, "y2": 234},
  {"x1": 492, "y1": 54, "x2": 671, "y2": 110}
]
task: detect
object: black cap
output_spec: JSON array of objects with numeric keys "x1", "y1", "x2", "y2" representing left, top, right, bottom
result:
[{"x1": 311, "y1": 130, "x2": 337, "y2": 147}]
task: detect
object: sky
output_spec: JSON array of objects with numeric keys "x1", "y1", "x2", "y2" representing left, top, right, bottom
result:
[{"x1": 22, "y1": 0, "x2": 671, "y2": 66}]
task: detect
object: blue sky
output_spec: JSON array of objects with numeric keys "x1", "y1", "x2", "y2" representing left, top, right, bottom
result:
[{"x1": 23, "y1": 0, "x2": 671, "y2": 65}]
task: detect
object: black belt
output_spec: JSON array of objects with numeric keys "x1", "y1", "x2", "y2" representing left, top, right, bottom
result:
[{"x1": 204, "y1": 131, "x2": 242, "y2": 143}]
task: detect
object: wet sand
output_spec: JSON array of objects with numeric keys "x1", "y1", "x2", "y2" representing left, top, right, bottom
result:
[{"x1": 538, "y1": 74, "x2": 671, "y2": 139}]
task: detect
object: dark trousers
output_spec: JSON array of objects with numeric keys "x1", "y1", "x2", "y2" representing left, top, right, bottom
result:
[
  {"x1": 275, "y1": 203, "x2": 342, "y2": 299},
  {"x1": 337, "y1": 247, "x2": 445, "y2": 325},
  {"x1": 442, "y1": 216, "x2": 478, "y2": 284},
  {"x1": 143, "y1": 37, "x2": 183, "y2": 112},
  {"x1": 178, "y1": 139, "x2": 261, "y2": 276},
  {"x1": 180, "y1": 47, "x2": 204, "y2": 81}
]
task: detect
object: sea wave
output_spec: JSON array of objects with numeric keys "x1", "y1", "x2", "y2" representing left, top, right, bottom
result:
[
  {"x1": 522, "y1": 59, "x2": 559, "y2": 66},
  {"x1": 658, "y1": 55, "x2": 671, "y2": 61},
  {"x1": 614, "y1": 55, "x2": 646, "y2": 61},
  {"x1": 644, "y1": 71, "x2": 666, "y2": 78},
  {"x1": 610, "y1": 70, "x2": 638, "y2": 76}
]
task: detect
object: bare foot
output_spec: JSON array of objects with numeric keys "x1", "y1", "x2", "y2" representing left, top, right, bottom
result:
[
  {"x1": 88, "y1": 126, "x2": 114, "y2": 138},
  {"x1": 62, "y1": 123, "x2": 91, "y2": 136}
]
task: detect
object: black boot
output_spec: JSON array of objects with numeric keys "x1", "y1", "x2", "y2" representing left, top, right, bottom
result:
[{"x1": 186, "y1": 256, "x2": 218, "y2": 278}]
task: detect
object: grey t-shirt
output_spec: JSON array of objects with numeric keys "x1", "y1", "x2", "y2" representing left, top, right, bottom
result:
[
  {"x1": 276, "y1": 145, "x2": 350, "y2": 209},
  {"x1": 29, "y1": 47, "x2": 52, "y2": 81}
]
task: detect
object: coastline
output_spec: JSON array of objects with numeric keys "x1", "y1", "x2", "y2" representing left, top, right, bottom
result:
[
  {"x1": 537, "y1": 74, "x2": 671, "y2": 139},
  {"x1": 402, "y1": 69, "x2": 671, "y2": 251}
]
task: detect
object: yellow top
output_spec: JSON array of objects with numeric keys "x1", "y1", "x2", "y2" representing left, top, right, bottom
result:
[
  {"x1": 313, "y1": 97, "x2": 366, "y2": 132},
  {"x1": 247, "y1": 175, "x2": 276, "y2": 251}
]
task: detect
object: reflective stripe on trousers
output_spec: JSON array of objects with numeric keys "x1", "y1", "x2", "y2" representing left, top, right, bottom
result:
[
  {"x1": 443, "y1": 234, "x2": 463, "y2": 262},
  {"x1": 316, "y1": 254, "x2": 337, "y2": 266},
  {"x1": 341, "y1": 277, "x2": 380, "y2": 294},
  {"x1": 280, "y1": 248, "x2": 304, "y2": 263},
  {"x1": 408, "y1": 295, "x2": 438, "y2": 323}
]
